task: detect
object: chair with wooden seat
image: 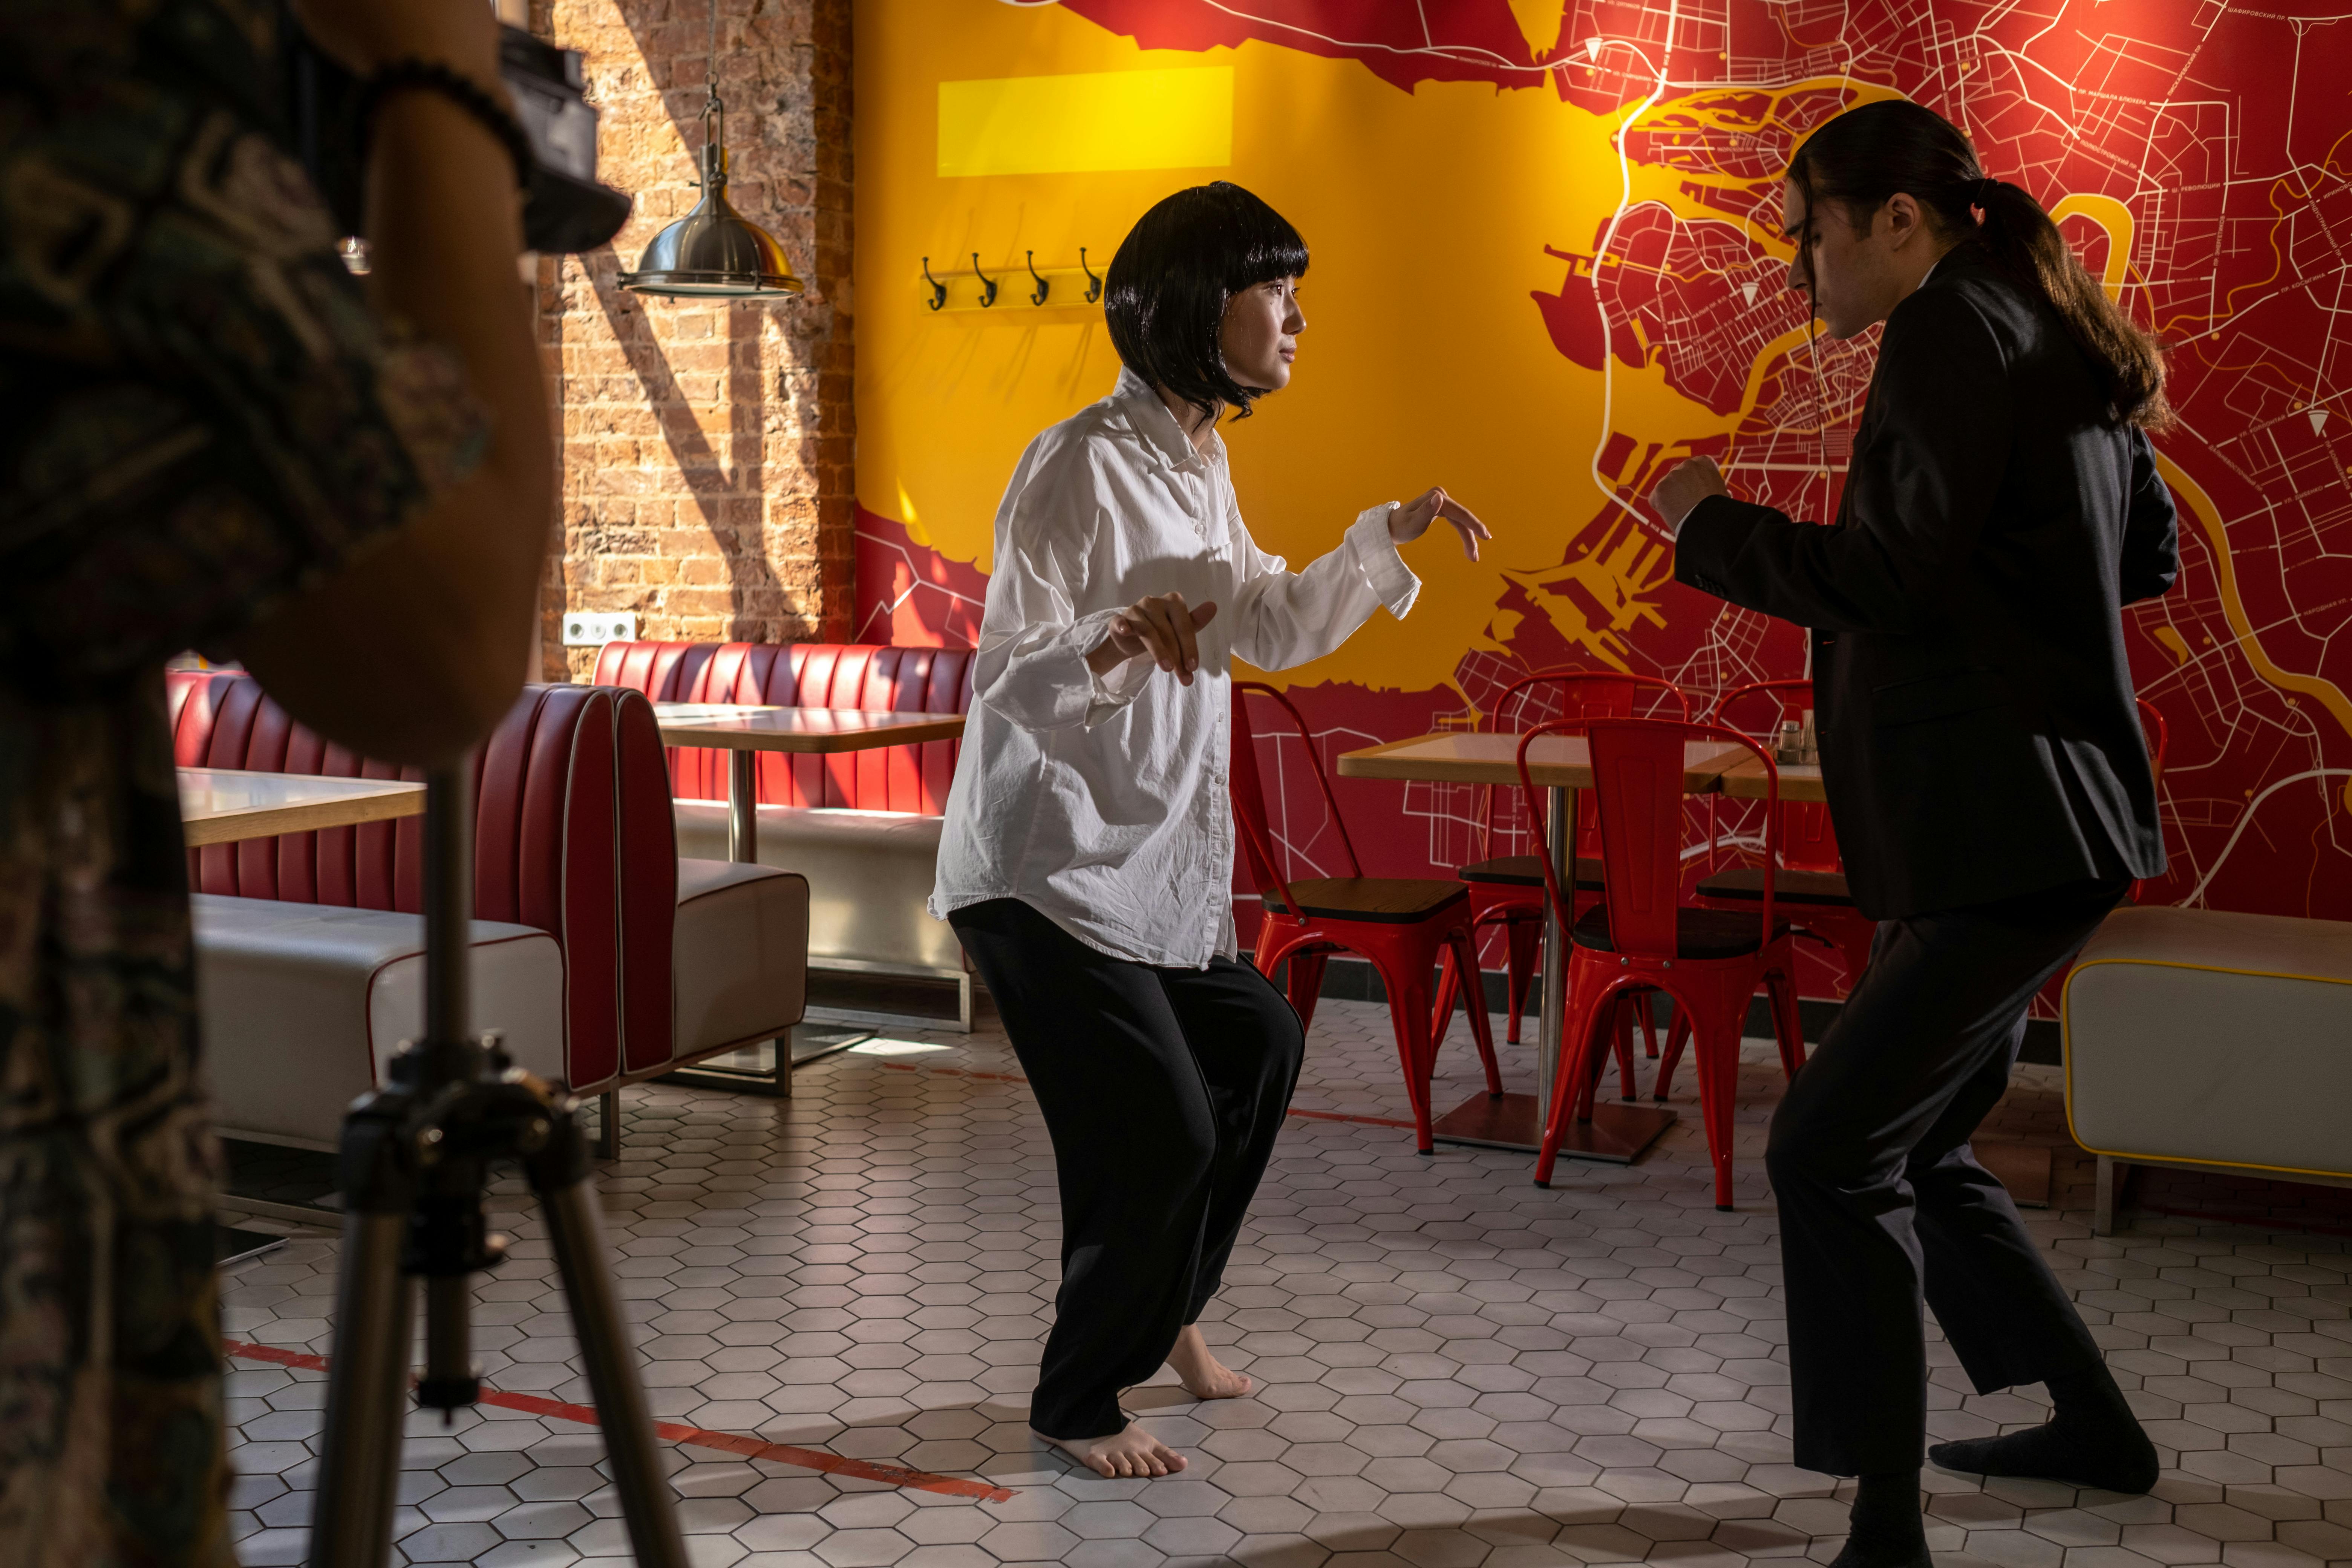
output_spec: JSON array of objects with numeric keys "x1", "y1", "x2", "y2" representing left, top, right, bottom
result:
[
  {"x1": 1658, "y1": 679, "x2": 1877, "y2": 1101},
  {"x1": 1436, "y1": 670, "x2": 1692, "y2": 1095},
  {"x1": 1520, "y1": 718, "x2": 1805, "y2": 1208},
  {"x1": 1694, "y1": 678, "x2": 1872, "y2": 979},
  {"x1": 1231, "y1": 681, "x2": 1501, "y2": 1154}
]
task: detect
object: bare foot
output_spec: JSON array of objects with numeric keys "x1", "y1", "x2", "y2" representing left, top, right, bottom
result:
[
  {"x1": 1034, "y1": 1421, "x2": 1188, "y2": 1479},
  {"x1": 1166, "y1": 1324, "x2": 1253, "y2": 1400}
]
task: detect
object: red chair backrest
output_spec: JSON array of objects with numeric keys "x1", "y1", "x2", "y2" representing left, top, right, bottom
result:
[
  {"x1": 1229, "y1": 682, "x2": 1361, "y2": 917},
  {"x1": 2136, "y1": 697, "x2": 2168, "y2": 786},
  {"x1": 165, "y1": 670, "x2": 676, "y2": 1093},
  {"x1": 1711, "y1": 678, "x2": 1839, "y2": 875},
  {"x1": 591, "y1": 640, "x2": 974, "y2": 815},
  {"x1": 1517, "y1": 718, "x2": 1780, "y2": 960},
  {"x1": 1482, "y1": 671, "x2": 1692, "y2": 858}
]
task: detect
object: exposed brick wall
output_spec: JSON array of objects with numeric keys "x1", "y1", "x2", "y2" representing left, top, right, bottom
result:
[{"x1": 536, "y1": 0, "x2": 852, "y2": 680}]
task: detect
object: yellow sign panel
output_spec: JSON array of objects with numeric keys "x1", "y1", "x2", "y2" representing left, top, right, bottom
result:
[{"x1": 937, "y1": 67, "x2": 1234, "y2": 178}]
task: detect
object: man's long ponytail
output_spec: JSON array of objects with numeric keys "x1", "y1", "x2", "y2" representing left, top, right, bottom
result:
[{"x1": 1790, "y1": 100, "x2": 2173, "y2": 431}]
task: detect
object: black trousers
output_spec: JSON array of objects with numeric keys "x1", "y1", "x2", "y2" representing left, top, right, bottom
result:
[
  {"x1": 948, "y1": 897, "x2": 1306, "y2": 1440},
  {"x1": 1767, "y1": 876, "x2": 2127, "y2": 1476}
]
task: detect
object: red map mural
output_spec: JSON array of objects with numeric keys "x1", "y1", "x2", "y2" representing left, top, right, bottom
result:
[{"x1": 861, "y1": 0, "x2": 2352, "y2": 974}]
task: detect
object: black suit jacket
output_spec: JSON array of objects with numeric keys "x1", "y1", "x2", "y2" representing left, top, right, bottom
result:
[{"x1": 1675, "y1": 245, "x2": 2179, "y2": 919}]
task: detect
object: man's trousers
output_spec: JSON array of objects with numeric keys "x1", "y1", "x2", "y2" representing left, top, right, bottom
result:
[{"x1": 1767, "y1": 876, "x2": 2126, "y2": 1475}]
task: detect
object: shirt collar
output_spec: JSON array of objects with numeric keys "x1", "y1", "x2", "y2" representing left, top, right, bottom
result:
[{"x1": 1113, "y1": 365, "x2": 1223, "y2": 473}]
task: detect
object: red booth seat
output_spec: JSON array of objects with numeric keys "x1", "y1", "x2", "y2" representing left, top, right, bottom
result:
[
  {"x1": 591, "y1": 642, "x2": 974, "y2": 1024},
  {"x1": 592, "y1": 640, "x2": 974, "y2": 812},
  {"x1": 169, "y1": 671, "x2": 807, "y2": 1148}
]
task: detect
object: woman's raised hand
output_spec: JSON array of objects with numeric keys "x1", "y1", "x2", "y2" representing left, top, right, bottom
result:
[
  {"x1": 1088, "y1": 592, "x2": 1220, "y2": 685},
  {"x1": 1389, "y1": 488, "x2": 1491, "y2": 561}
]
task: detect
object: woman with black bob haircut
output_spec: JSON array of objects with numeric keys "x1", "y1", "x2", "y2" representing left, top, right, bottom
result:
[
  {"x1": 931, "y1": 181, "x2": 1491, "y2": 1479},
  {"x1": 1650, "y1": 99, "x2": 2177, "y2": 1568}
]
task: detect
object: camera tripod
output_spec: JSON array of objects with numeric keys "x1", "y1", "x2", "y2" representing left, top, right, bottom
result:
[{"x1": 307, "y1": 766, "x2": 688, "y2": 1568}]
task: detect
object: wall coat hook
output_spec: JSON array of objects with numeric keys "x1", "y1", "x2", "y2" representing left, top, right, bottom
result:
[
  {"x1": 1079, "y1": 247, "x2": 1102, "y2": 303},
  {"x1": 920, "y1": 256, "x2": 945, "y2": 311},
  {"x1": 1025, "y1": 250, "x2": 1050, "y2": 306},
  {"x1": 972, "y1": 252, "x2": 998, "y2": 308}
]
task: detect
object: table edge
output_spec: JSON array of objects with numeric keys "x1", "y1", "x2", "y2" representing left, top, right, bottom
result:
[
  {"x1": 181, "y1": 785, "x2": 427, "y2": 847},
  {"x1": 654, "y1": 715, "x2": 968, "y2": 753}
]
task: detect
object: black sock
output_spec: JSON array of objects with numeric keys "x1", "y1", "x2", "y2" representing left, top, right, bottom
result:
[
  {"x1": 1829, "y1": 1470, "x2": 1929, "y2": 1568},
  {"x1": 1927, "y1": 1363, "x2": 2159, "y2": 1493}
]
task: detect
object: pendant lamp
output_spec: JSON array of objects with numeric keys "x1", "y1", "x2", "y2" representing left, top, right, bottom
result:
[{"x1": 619, "y1": 1, "x2": 804, "y2": 298}]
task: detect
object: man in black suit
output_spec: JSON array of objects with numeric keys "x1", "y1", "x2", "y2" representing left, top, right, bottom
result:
[{"x1": 1651, "y1": 101, "x2": 2178, "y2": 1568}]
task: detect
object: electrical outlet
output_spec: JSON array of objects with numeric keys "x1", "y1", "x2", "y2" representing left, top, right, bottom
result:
[{"x1": 561, "y1": 611, "x2": 638, "y2": 648}]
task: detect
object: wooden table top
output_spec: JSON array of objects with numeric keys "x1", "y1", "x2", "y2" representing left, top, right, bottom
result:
[
  {"x1": 178, "y1": 767, "x2": 426, "y2": 847},
  {"x1": 1717, "y1": 756, "x2": 1828, "y2": 803},
  {"x1": 1336, "y1": 732, "x2": 1747, "y2": 792},
  {"x1": 652, "y1": 703, "x2": 968, "y2": 753}
]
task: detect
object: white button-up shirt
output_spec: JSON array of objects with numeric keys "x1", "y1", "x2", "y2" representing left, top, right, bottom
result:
[{"x1": 929, "y1": 367, "x2": 1421, "y2": 968}]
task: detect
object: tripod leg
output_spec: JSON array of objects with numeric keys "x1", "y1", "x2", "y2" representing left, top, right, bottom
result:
[
  {"x1": 308, "y1": 1211, "x2": 414, "y2": 1568},
  {"x1": 533, "y1": 1117, "x2": 688, "y2": 1568},
  {"x1": 596, "y1": 1089, "x2": 620, "y2": 1160}
]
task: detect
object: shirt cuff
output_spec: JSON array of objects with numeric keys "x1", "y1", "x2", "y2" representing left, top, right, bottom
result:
[
  {"x1": 1348, "y1": 504, "x2": 1421, "y2": 619},
  {"x1": 1074, "y1": 607, "x2": 1152, "y2": 727}
]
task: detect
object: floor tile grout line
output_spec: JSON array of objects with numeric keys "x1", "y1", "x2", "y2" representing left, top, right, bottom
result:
[{"x1": 220, "y1": 1338, "x2": 1018, "y2": 1503}]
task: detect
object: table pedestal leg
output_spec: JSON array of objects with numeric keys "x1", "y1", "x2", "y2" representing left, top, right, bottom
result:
[
  {"x1": 1430, "y1": 785, "x2": 1677, "y2": 1164},
  {"x1": 728, "y1": 750, "x2": 757, "y2": 865}
]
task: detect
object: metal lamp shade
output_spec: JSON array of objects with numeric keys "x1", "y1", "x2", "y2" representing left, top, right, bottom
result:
[{"x1": 620, "y1": 144, "x2": 804, "y2": 298}]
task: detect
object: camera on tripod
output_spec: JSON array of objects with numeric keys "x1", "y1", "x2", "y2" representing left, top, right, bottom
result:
[{"x1": 285, "y1": 14, "x2": 631, "y2": 254}]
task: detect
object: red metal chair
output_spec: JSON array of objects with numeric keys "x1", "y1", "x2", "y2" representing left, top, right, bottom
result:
[
  {"x1": 1694, "y1": 680, "x2": 1872, "y2": 981},
  {"x1": 1655, "y1": 680, "x2": 1878, "y2": 1102},
  {"x1": 1436, "y1": 671, "x2": 1692, "y2": 1095},
  {"x1": 1231, "y1": 682, "x2": 1501, "y2": 1154},
  {"x1": 1519, "y1": 718, "x2": 1805, "y2": 1209}
]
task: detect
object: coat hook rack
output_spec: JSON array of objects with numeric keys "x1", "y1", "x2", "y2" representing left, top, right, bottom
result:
[{"x1": 916, "y1": 251, "x2": 1103, "y2": 312}]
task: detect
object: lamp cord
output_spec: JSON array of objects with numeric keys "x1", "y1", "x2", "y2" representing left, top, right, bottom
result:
[{"x1": 703, "y1": 0, "x2": 724, "y2": 170}]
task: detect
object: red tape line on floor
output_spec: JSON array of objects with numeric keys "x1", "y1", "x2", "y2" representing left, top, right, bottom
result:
[
  {"x1": 876, "y1": 1060, "x2": 1416, "y2": 1129},
  {"x1": 221, "y1": 1339, "x2": 1015, "y2": 1502}
]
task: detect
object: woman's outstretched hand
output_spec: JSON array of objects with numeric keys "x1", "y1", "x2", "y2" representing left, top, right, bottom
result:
[
  {"x1": 1389, "y1": 488, "x2": 1491, "y2": 560},
  {"x1": 1088, "y1": 592, "x2": 1220, "y2": 684},
  {"x1": 1651, "y1": 456, "x2": 1730, "y2": 536}
]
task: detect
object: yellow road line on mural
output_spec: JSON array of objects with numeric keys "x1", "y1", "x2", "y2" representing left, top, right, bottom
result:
[
  {"x1": 2047, "y1": 195, "x2": 2135, "y2": 300},
  {"x1": 1585, "y1": 0, "x2": 1682, "y2": 534},
  {"x1": 937, "y1": 68, "x2": 1233, "y2": 178},
  {"x1": 2156, "y1": 450, "x2": 2352, "y2": 811}
]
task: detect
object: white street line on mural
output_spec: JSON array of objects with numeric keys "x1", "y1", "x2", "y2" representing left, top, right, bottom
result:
[{"x1": 2178, "y1": 769, "x2": 2352, "y2": 907}]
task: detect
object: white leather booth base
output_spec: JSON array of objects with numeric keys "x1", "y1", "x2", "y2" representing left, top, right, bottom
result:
[
  {"x1": 673, "y1": 803, "x2": 966, "y2": 1011},
  {"x1": 675, "y1": 859, "x2": 810, "y2": 1055},
  {"x1": 2064, "y1": 904, "x2": 2352, "y2": 1233},
  {"x1": 192, "y1": 893, "x2": 565, "y2": 1150}
]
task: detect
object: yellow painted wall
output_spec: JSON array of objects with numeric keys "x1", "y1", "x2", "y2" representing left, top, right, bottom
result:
[{"x1": 853, "y1": 1, "x2": 1752, "y2": 697}]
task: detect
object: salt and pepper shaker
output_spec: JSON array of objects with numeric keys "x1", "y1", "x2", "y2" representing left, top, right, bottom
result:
[
  {"x1": 1776, "y1": 721, "x2": 1804, "y2": 764},
  {"x1": 1799, "y1": 709, "x2": 1818, "y2": 764}
]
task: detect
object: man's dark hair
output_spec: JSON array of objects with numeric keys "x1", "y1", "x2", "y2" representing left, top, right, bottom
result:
[
  {"x1": 1105, "y1": 181, "x2": 1309, "y2": 424},
  {"x1": 1788, "y1": 99, "x2": 2172, "y2": 430}
]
